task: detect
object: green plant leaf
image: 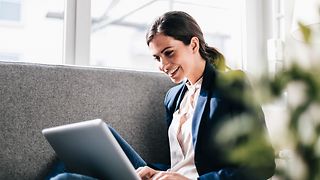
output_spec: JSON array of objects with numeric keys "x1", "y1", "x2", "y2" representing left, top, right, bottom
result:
[{"x1": 298, "y1": 22, "x2": 312, "y2": 44}]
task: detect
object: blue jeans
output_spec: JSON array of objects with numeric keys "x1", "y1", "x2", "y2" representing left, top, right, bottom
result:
[{"x1": 47, "y1": 126, "x2": 153, "y2": 180}]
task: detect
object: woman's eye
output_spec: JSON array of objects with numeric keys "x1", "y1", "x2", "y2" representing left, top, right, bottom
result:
[
  {"x1": 164, "y1": 51, "x2": 173, "y2": 57},
  {"x1": 154, "y1": 56, "x2": 160, "y2": 61}
]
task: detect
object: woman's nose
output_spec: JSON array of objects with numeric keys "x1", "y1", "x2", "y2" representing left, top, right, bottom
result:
[{"x1": 159, "y1": 58, "x2": 170, "y2": 72}]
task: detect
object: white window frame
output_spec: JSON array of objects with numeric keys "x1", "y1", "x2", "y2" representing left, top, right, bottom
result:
[{"x1": 63, "y1": 0, "x2": 91, "y2": 65}]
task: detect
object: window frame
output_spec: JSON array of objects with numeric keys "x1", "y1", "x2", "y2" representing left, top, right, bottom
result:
[{"x1": 63, "y1": 0, "x2": 91, "y2": 65}]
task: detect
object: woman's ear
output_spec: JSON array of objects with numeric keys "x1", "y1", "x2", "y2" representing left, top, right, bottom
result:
[{"x1": 190, "y1": 37, "x2": 200, "y2": 53}]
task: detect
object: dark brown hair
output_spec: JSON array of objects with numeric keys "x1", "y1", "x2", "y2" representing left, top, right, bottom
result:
[{"x1": 146, "y1": 11, "x2": 228, "y2": 71}]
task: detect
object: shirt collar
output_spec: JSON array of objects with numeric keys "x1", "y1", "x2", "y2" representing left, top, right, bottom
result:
[{"x1": 186, "y1": 77, "x2": 203, "y2": 92}]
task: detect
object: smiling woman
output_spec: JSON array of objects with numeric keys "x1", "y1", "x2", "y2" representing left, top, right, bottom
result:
[
  {"x1": 146, "y1": 11, "x2": 229, "y2": 84},
  {"x1": 139, "y1": 11, "x2": 275, "y2": 180},
  {"x1": 148, "y1": 33, "x2": 206, "y2": 84},
  {"x1": 49, "y1": 10, "x2": 276, "y2": 180}
]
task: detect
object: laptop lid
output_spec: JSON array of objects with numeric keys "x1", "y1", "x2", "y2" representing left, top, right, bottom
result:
[{"x1": 42, "y1": 119, "x2": 140, "y2": 180}]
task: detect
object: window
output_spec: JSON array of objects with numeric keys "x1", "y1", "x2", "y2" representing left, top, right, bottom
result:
[
  {"x1": 90, "y1": 0, "x2": 245, "y2": 71},
  {"x1": 0, "y1": 0, "x2": 21, "y2": 22},
  {"x1": 0, "y1": 0, "x2": 64, "y2": 64},
  {"x1": 0, "y1": 0, "x2": 265, "y2": 74}
]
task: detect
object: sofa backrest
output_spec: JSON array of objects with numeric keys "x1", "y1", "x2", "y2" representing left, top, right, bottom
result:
[{"x1": 0, "y1": 62, "x2": 173, "y2": 179}]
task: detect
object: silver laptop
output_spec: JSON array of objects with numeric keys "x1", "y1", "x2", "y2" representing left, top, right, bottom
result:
[{"x1": 42, "y1": 119, "x2": 140, "y2": 180}]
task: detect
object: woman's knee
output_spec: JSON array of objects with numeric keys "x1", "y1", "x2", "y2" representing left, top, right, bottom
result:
[{"x1": 50, "y1": 173, "x2": 97, "y2": 180}]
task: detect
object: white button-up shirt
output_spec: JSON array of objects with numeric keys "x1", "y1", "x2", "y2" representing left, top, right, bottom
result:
[{"x1": 167, "y1": 77, "x2": 203, "y2": 179}]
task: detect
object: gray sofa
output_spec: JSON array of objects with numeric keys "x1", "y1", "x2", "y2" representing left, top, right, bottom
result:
[{"x1": 0, "y1": 61, "x2": 174, "y2": 179}]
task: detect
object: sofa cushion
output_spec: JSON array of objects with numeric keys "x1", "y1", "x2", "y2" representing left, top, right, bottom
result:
[{"x1": 0, "y1": 62, "x2": 173, "y2": 179}]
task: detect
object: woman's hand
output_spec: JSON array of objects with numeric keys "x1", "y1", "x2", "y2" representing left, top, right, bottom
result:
[
  {"x1": 136, "y1": 166, "x2": 190, "y2": 180},
  {"x1": 151, "y1": 171, "x2": 190, "y2": 180},
  {"x1": 136, "y1": 166, "x2": 159, "y2": 180}
]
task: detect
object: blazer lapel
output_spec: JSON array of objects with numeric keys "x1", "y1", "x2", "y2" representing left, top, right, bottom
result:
[
  {"x1": 171, "y1": 62, "x2": 216, "y2": 147},
  {"x1": 174, "y1": 83, "x2": 188, "y2": 112},
  {"x1": 191, "y1": 89, "x2": 208, "y2": 146},
  {"x1": 191, "y1": 61, "x2": 216, "y2": 147}
]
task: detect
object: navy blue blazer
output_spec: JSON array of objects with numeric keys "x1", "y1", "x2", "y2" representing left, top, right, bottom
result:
[{"x1": 164, "y1": 62, "x2": 275, "y2": 180}]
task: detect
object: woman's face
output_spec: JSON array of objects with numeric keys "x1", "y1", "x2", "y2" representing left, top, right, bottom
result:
[{"x1": 148, "y1": 33, "x2": 196, "y2": 84}]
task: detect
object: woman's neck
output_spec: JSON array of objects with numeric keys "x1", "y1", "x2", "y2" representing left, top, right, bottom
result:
[{"x1": 187, "y1": 58, "x2": 206, "y2": 85}]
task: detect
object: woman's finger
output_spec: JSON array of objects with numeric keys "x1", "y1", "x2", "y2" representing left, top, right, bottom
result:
[
  {"x1": 136, "y1": 166, "x2": 157, "y2": 179},
  {"x1": 152, "y1": 171, "x2": 167, "y2": 180},
  {"x1": 135, "y1": 166, "x2": 144, "y2": 173}
]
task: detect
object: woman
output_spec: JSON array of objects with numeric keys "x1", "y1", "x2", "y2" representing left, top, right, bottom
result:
[
  {"x1": 138, "y1": 11, "x2": 275, "y2": 180},
  {"x1": 50, "y1": 11, "x2": 275, "y2": 180}
]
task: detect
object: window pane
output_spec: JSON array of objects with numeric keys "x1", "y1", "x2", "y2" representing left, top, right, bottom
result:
[
  {"x1": 0, "y1": 1, "x2": 21, "y2": 21},
  {"x1": 91, "y1": 0, "x2": 244, "y2": 71},
  {"x1": 0, "y1": 0, "x2": 64, "y2": 64}
]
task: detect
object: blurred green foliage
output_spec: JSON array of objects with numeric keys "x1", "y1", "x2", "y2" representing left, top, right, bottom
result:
[
  {"x1": 268, "y1": 63, "x2": 320, "y2": 180},
  {"x1": 213, "y1": 21, "x2": 320, "y2": 180}
]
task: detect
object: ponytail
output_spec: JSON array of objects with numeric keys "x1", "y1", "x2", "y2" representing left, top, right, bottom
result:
[{"x1": 200, "y1": 44, "x2": 230, "y2": 72}]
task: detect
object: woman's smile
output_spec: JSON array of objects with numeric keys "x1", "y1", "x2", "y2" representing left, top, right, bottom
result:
[{"x1": 168, "y1": 66, "x2": 180, "y2": 77}]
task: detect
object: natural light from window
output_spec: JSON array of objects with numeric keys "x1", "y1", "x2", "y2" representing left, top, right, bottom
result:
[
  {"x1": 0, "y1": 0, "x2": 245, "y2": 71},
  {"x1": 90, "y1": 0, "x2": 244, "y2": 72}
]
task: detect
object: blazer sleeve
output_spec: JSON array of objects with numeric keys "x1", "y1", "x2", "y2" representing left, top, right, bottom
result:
[
  {"x1": 198, "y1": 168, "x2": 241, "y2": 180},
  {"x1": 198, "y1": 165, "x2": 275, "y2": 180}
]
